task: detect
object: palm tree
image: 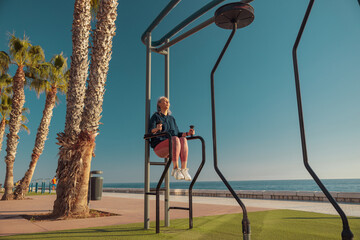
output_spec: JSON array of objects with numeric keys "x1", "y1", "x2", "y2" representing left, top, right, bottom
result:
[
  {"x1": 53, "y1": 0, "x2": 118, "y2": 217},
  {"x1": 70, "y1": 0, "x2": 118, "y2": 215},
  {"x1": 13, "y1": 54, "x2": 68, "y2": 200},
  {"x1": 53, "y1": 0, "x2": 92, "y2": 217},
  {"x1": 0, "y1": 96, "x2": 10, "y2": 153},
  {"x1": 1, "y1": 35, "x2": 45, "y2": 200},
  {"x1": 0, "y1": 57, "x2": 28, "y2": 155},
  {"x1": 0, "y1": 95, "x2": 30, "y2": 155}
]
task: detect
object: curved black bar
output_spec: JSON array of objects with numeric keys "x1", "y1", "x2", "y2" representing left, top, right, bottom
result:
[
  {"x1": 292, "y1": 1, "x2": 353, "y2": 239},
  {"x1": 210, "y1": 23, "x2": 250, "y2": 239},
  {"x1": 186, "y1": 136, "x2": 206, "y2": 229},
  {"x1": 141, "y1": 0, "x2": 226, "y2": 46},
  {"x1": 143, "y1": 131, "x2": 172, "y2": 233}
]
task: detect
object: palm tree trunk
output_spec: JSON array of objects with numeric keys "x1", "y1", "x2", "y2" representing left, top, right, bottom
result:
[
  {"x1": 70, "y1": 131, "x2": 96, "y2": 215},
  {"x1": 1, "y1": 66, "x2": 25, "y2": 200},
  {"x1": 13, "y1": 87, "x2": 57, "y2": 200},
  {"x1": 70, "y1": 0, "x2": 118, "y2": 216},
  {"x1": 0, "y1": 118, "x2": 6, "y2": 153},
  {"x1": 53, "y1": 0, "x2": 91, "y2": 217}
]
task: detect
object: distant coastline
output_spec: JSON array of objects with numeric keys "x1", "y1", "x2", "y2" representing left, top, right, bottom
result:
[{"x1": 103, "y1": 178, "x2": 360, "y2": 193}]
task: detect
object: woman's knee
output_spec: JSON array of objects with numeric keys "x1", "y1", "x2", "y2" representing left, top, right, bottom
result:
[
  {"x1": 172, "y1": 136, "x2": 181, "y2": 147},
  {"x1": 179, "y1": 137, "x2": 188, "y2": 148}
]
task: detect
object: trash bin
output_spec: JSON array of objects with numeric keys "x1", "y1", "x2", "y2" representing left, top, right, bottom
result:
[{"x1": 90, "y1": 170, "x2": 103, "y2": 200}]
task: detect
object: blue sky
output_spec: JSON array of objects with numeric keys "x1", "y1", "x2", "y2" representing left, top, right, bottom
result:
[{"x1": 0, "y1": 0, "x2": 359, "y2": 184}]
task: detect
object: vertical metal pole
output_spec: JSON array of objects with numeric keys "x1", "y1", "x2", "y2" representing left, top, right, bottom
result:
[
  {"x1": 156, "y1": 134, "x2": 172, "y2": 233},
  {"x1": 292, "y1": 1, "x2": 353, "y2": 239},
  {"x1": 164, "y1": 39, "x2": 170, "y2": 227},
  {"x1": 211, "y1": 23, "x2": 250, "y2": 240},
  {"x1": 144, "y1": 32, "x2": 152, "y2": 230}
]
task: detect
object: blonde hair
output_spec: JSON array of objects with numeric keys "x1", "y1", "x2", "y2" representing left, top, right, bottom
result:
[{"x1": 157, "y1": 96, "x2": 171, "y2": 115}]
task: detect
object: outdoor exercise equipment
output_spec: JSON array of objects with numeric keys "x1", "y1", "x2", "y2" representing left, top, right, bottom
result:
[
  {"x1": 211, "y1": 2, "x2": 254, "y2": 239},
  {"x1": 142, "y1": 0, "x2": 254, "y2": 235},
  {"x1": 292, "y1": 0, "x2": 354, "y2": 239},
  {"x1": 142, "y1": 0, "x2": 357, "y2": 238},
  {"x1": 143, "y1": 127, "x2": 206, "y2": 233},
  {"x1": 142, "y1": 0, "x2": 230, "y2": 233}
]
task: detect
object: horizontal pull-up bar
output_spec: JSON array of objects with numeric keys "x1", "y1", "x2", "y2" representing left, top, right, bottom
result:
[
  {"x1": 154, "y1": 17, "x2": 215, "y2": 53},
  {"x1": 141, "y1": 0, "x2": 226, "y2": 46},
  {"x1": 141, "y1": 0, "x2": 180, "y2": 45}
]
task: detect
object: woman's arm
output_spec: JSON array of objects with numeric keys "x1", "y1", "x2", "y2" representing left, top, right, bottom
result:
[
  {"x1": 149, "y1": 114, "x2": 159, "y2": 133},
  {"x1": 149, "y1": 113, "x2": 163, "y2": 134},
  {"x1": 151, "y1": 124, "x2": 162, "y2": 134}
]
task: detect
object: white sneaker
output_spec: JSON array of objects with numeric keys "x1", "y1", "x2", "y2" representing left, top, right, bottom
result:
[
  {"x1": 181, "y1": 168, "x2": 192, "y2": 181},
  {"x1": 174, "y1": 168, "x2": 185, "y2": 180},
  {"x1": 171, "y1": 168, "x2": 176, "y2": 176}
]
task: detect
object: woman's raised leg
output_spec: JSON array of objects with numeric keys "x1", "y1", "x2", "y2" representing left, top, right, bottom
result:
[
  {"x1": 179, "y1": 137, "x2": 188, "y2": 169},
  {"x1": 154, "y1": 136, "x2": 181, "y2": 168}
]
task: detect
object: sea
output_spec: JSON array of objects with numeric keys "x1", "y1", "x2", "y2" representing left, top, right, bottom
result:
[{"x1": 103, "y1": 179, "x2": 360, "y2": 193}]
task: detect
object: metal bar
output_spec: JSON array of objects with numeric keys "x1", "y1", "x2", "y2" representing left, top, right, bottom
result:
[
  {"x1": 211, "y1": 23, "x2": 251, "y2": 240},
  {"x1": 165, "y1": 41, "x2": 170, "y2": 98},
  {"x1": 186, "y1": 136, "x2": 206, "y2": 229},
  {"x1": 169, "y1": 207, "x2": 190, "y2": 210},
  {"x1": 144, "y1": 132, "x2": 171, "y2": 140},
  {"x1": 141, "y1": 0, "x2": 226, "y2": 46},
  {"x1": 150, "y1": 188, "x2": 167, "y2": 192},
  {"x1": 292, "y1": 1, "x2": 353, "y2": 239},
  {"x1": 155, "y1": 17, "x2": 215, "y2": 53},
  {"x1": 145, "y1": 192, "x2": 156, "y2": 195},
  {"x1": 150, "y1": 162, "x2": 167, "y2": 166},
  {"x1": 164, "y1": 41, "x2": 170, "y2": 227},
  {"x1": 156, "y1": 132, "x2": 172, "y2": 233},
  {"x1": 151, "y1": 0, "x2": 225, "y2": 47},
  {"x1": 141, "y1": 0, "x2": 181, "y2": 45},
  {"x1": 144, "y1": 32, "x2": 152, "y2": 230}
]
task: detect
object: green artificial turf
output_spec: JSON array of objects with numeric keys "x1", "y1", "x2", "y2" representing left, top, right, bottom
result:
[
  {"x1": 26, "y1": 192, "x2": 56, "y2": 196},
  {"x1": 1, "y1": 210, "x2": 359, "y2": 240}
]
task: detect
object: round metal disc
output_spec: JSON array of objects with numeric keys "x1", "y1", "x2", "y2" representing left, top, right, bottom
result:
[{"x1": 215, "y1": 2, "x2": 254, "y2": 29}]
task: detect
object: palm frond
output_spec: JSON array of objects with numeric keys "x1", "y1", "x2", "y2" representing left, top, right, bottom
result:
[
  {"x1": 0, "y1": 95, "x2": 12, "y2": 119},
  {"x1": 9, "y1": 34, "x2": 31, "y2": 66},
  {"x1": 51, "y1": 53, "x2": 67, "y2": 71},
  {"x1": 49, "y1": 54, "x2": 68, "y2": 94},
  {"x1": 0, "y1": 73, "x2": 12, "y2": 87},
  {"x1": 1, "y1": 94, "x2": 12, "y2": 106},
  {"x1": 27, "y1": 62, "x2": 51, "y2": 80},
  {"x1": 20, "y1": 123, "x2": 30, "y2": 134},
  {"x1": 28, "y1": 45, "x2": 45, "y2": 66},
  {"x1": 1, "y1": 85, "x2": 13, "y2": 98},
  {"x1": 55, "y1": 94, "x2": 60, "y2": 105},
  {"x1": 57, "y1": 82, "x2": 68, "y2": 94},
  {"x1": 91, "y1": 0, "x2": 101, "y2": 20},
  {"x1": 29, "y1": 78, "x2": 50, "y2": 98},
  {"x1": 0, "y1": 51, "x2": 11, "y2": 74},
  {"x1": 22, "y1": 106, "x2": 30, "y2": 114}
]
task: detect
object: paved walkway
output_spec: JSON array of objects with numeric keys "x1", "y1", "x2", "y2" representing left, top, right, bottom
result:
[{"x1": 0, "y1": 192, "x2": 359, "y2": 236}]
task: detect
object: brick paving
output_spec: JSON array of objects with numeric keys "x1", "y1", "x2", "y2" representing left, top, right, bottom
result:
[
  {"x1": 0, "y1": 192, "x2": 359, "y2": 236},
  {"x1": 0, "y1": 194, "x2": 269, "y2": 236}
]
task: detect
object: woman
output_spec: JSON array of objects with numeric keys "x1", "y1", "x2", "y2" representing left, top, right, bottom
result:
[{"x1": 149, "y1": 96, "x2": 194, "y2": 181}]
